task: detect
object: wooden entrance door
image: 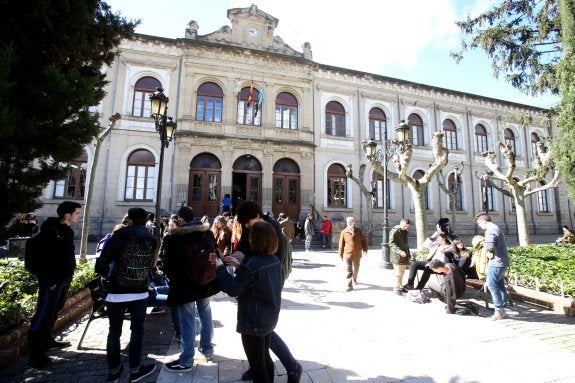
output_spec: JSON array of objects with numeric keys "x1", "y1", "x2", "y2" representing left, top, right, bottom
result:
[{"x1": 272, "y1": 175, "x2": 300, "y2": 219}]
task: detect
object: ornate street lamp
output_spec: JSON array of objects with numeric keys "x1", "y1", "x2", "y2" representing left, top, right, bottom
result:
[
  {"x1": 362, "y1": 120, "x2": 410, "y2": 269},
  {"x1": 149, "y1": 88, "x2": 177, "y2": 243}
]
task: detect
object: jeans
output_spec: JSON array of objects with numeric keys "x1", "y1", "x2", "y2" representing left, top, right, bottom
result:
[
  {"x1": 105, "y1": 298, "x2": 147, "y2": 373},
  {"x1": 147, "y1": 285, "x2": 180, "y2": 333},
  {"x1": 270, "y1": 331, "x2": 298, "y2": 373},
  {"x1": 320, "y1": 233, "x2": 330, "y2": 248},
  {"x1": 305, "y1": 235, "x2": 312, "y2": 251},
  {"x1": 242, "y1": 333, "x2": 274, "y2": 383},
  {"x1": 28, "y1": 278, "x2": 71, "y2": 361},
  {"x1": 486, "y1": 265, "x2": 508, "y2": 310},
  {"x1": 178, "y1": 297, "x2": 213, "y2": 366}
]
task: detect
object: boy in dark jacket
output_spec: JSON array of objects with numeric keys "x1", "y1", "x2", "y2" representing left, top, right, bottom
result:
[
  {"x1": 215, "y1": 220, "x2": 282, "y2": 383},
  {"x1": 27, "y1": 201, "x2": 81, "y2": 369},
  {"x1": 429, "y1": 259, "x2": 466, "y2": 314},
  {"x1": 95, "y1": 207, "x2": 157, "y2": 383}
]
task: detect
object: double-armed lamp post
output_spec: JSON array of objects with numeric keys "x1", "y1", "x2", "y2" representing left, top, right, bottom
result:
[
  {"x1": 362, "y1": 120, "x2": 410, "y2": 269},
  {"x1": 149, "y1": 88, "x2": 177, "y2": 243}
]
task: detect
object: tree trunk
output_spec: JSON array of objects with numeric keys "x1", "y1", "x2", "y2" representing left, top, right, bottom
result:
[
  {"x1": 513, "y1": 191, "x2": 531, "y2": 246},
  {"x1": 408, "y1": 183, "x2": 427, "y2": 249}
]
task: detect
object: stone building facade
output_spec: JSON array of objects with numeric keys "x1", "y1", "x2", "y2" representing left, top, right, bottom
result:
[{"x1": 34, "y1": 5, "x2": 572, "y2": 239}]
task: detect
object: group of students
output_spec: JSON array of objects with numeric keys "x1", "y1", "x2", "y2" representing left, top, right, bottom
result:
[
  {"x1": 97, "y1": 201, "x2": 302, "y2": 383},
  {"x1": 388, "y1": 215, "x2": 510, "y2": 319}
]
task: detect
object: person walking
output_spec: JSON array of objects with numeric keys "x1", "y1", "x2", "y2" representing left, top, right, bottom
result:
[
  {"x1": 161, "y1": 206, "x2": 218, "y2": 371},
  {"x1": 338, "y1": 217, "x2": 368, "y2": 291},
  {"x1": 474, "y1": 212, "x2": 510, "y2": 320},
  {"x1": 389, "y1": 218, "x2": 411, "y2": 295},
  {"x1": 95, "y1": 207, "x2": 157, "y2": 383},
  {"x1": 304, "y1": 213, "x2": 314, "y2": 252},
  {"x1": 320, "y1": 215, "x2": 332, "y2": 249},
  {"x1": 26, "y1": 201, "x2": 81, "y2": 369}
]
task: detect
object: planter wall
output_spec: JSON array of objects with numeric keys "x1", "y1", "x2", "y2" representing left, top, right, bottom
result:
[{"x1": 0, "y1": 288, "x2": 92, "y2": 369}]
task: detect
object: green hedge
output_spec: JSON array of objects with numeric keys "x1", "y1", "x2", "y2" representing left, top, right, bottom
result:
[
  {"x1": 508, "y1": 244, "x2": 575, "y2": 297},
  {"x1": 0, "y1": 259, "x2": 95, "y2": 333}
]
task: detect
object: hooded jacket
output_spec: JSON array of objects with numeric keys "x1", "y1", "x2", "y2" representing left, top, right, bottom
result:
[
  {"x1": 34, "y1": 217, "x2": 76, "y2": 285},
  {"x1": 389, "y1": 224, "x2": 410, "y2": 265},
  {"x1": 160, "y1": 221, "x2": 219, "y2": 306}
]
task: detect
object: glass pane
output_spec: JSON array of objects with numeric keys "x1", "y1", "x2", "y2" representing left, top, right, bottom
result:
[
  {"x1": 127, "y1": 166, "x2": 135, "y2": 177},
  {"x1": 125, "y1": 187, "x2": 133, "y2": 200},
  {"x1": 275, "y1": 106, "x2": 281, "y2": 128},
  {"x1": 290, "y1": 108, "x2": 297, "y2": 129},
  {"x1": 325, "y1": 113, "x2": 332, "y2": 135},
  {"x1": 133, "y1": 92, "x2": 143, "y2": 116},
  {"x1": 196, "y1": 97, "x2": 205, "y2": 121},
  {"x1": 274, "y1": 178, "x2": 283, "y2": 204},
  {"x1": 142, "y1": 91, "x2": 152, "y2": 118},
  {"x1": 288, "y1": 178, "x2": 297, "y2": 204},
  {"x1": 192, "y1": 174, "x2": 202, "y2": 202},
  {"x1": 249, "y1": 177, "x2": 259, "y2": 201},
  {"x1": 55, "y1": 180, "x2": 65, "y2": 197},
  {"x1": 215, "y1": 98, "x2": 222, "y2": 122},
  {"x1": 206, "y1": 97, "x2": 214, "y2": 122},
  {"x1": 283, "y1": 108, "x2": 289, "y2": 129},
  {"x1": 237, "y1": 101, "x2": 245, "y2": 124},
  {"x1": 208, "y1": 174, "x2": 217, "y2": 202}
]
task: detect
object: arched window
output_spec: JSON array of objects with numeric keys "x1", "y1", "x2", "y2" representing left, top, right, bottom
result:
[
  {"x1": 442, "y1": 119, "x2": 458, "y2": 150},
  {"x1": 413, "y1": 170, "x2": 429, "y2": 209},
  {"x1": 531, "y1": 132, "x2": 540, "y2": 158},
  {"x1": 475, "y1": 124, "x2": 488, "y2": 153},
  {"x1": 125, "y1": 149, "x2": 155, "y2": 201},
  {"x1": 448, "y1": 172, "x2": 463, "y2": 211},
  {"x1": 54, "y1": 150, "x2": 88, "y2": 199},
  {"x1": 504, "y1": 128, "x2": 517, "y2": 153},
  {"x1": 368, "y1": 107, "x2": 387, "y2": 142},
  {"x1": 373, "y1": 171, "x2": 392, "y2": 209},
  {"x1": 275, "y1": 92, "x2": 298, "y2": 129},
  {"x1": 196, "y1": 82, "x2": 223, "y2": 122},
  {"x1": 132, "y1": 77, "x2": 162, "y2": 118},
  {"x1": 327, "y1": 164, "x2": 347, "y2": 207},
  {"x1": 537, "y1": 181, "x2": 549, "y2": 213},
  {"x1": 407, "y1": 113, "x2": 424, "y2": 146},
  {"x1": 237, "y1": 86, "x2": 261, "y2": 126},
  {"x1": 325, "y1": 101, "x2": 346, "y2": 137}
]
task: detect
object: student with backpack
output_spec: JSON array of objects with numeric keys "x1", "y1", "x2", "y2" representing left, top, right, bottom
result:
[
  {"x1": 160, "y1": 206, "x2": 219, "y2": 372},
  {"x1": 95, "y1": 207, "x2": 158, "y2": 383},
  {"x1": 25, "y1": 201, "x2": 81, "y2": 369}
]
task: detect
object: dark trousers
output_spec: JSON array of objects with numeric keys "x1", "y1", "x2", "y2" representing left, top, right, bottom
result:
[
  {"x1": 28, "y1": 278, "x2": 71, "y2": 361},
  {"x1": 105, "y1": 298, "x2": 147, "y2": 373},
  {"x1": 242, "y1": 333, "x2": 274, "y2": 383},
  {"x1": 407, "y1": 261, "x2": 439, "y2": 290},
  {"x1": 270, "y1": 331, "x2": 298, "y2": 373}
]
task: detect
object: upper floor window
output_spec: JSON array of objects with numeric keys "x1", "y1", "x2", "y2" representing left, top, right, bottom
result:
[
  {"x1": 531, "y1": 132, "x2": 540, "y2": 158},
  {"x1": 443, "y1": 119, "x2": 458, "y2": 150},
  {"x1": 407, "y1": 113, "x2": 424, "y2": 146},
  {"x1": 537, "y1": 181, "x2": 550, "y2": 213},
  {"x1": 275, "y1": 92, "x2": 298, "y2": 129},
  {"x1": 237, "y1": 86, "x2": 261, "y2": 126},
  {"x1": 448, "y1": 172, "x2": 463, "y2": 211},
  {"x1": 475, "y1": 124, "x2": 488, "y2": 153},
  {"x1": 325, "y1": 101, "x2": 346, "y2": 137},
  {"x1": 413, "y1": 170, "x2": 430, "y2": 209},
  {"x1": 125, "y1": 149, "x2": 155, "y2": 201},
  {"x1": 327, "y1": 163, "x2": 347, "y2": 207},
  {"x1": 132, "y1": 77, "x2": 162, "y2": 118},
  {"x1": 196, "y1": 82, "x2": 223, "y2": 122},
  {"x1": 368, "y1": 107, "x2": 387, "y2": 142},
  {"x1": 54, "y1": 150, "x2": 88, "y2": 199},
  {"x1": 504, "y1": 128, "x2": 517, "y2": 153}
]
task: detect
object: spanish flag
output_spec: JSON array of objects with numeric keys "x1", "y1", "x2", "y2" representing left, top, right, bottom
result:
[{"x1": 247, "y1": 82, "x2": 254, "y2": 108}]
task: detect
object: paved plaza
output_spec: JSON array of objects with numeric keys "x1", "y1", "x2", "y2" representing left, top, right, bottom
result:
[{"x1": 1, "y1": 245, "x2": 574, "y2": 383}]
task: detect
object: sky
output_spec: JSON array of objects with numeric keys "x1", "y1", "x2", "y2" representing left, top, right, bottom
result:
[{"x1": 105, "y1": 0, "x2": 559, "y2": 109}]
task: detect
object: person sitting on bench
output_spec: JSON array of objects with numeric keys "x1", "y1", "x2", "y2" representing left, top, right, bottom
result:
[{"x1": 404, "y1": 232, "x2": 451, "y2": 290}]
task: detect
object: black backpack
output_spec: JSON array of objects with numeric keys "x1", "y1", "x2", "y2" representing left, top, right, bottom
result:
[
  {"x1": 24, "y1": 232, "x2": 46, "y2": 275},
  {"x1": 184, "y1": 230, "x2": 217, "y2": 286}
]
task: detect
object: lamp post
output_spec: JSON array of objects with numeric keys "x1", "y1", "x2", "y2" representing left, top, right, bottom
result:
[
  {"x1": 362, "y1": 120, "x2": 410, "y2": 269},
  {"x1": 149, "y1": 88, "x2": 177, "y2": 244}
]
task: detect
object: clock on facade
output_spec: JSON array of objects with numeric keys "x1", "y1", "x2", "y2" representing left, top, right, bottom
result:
[{"x1": 247, "y1": 27, "x2": 258, "y2": 37}]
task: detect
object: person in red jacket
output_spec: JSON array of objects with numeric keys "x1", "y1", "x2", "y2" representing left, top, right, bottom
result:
[{"x1": 319, "y1": 215, "x2": 332, "y2": 249}]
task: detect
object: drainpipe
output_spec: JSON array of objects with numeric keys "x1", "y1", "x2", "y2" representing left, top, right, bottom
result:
[
  {"x1": 98, "y1": 55, "x2": 120, "y2": 236},
  {"x1": 168, "y1": 56, "x2": 183, "y2": 214}
]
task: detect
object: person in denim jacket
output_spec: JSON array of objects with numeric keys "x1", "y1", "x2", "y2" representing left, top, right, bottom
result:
[{"x1": 214, "y1": 220, "x2": 282, "y2": 383}]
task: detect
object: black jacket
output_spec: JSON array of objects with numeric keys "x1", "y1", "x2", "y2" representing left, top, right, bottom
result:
[
  {"x1": 160, "y1": 221, "x2": 219, "y2": 306},
  {"x1": 35, "y1": 217, "x2": 76, "y2": 286},
  {"x1": 442, "y1": 264, "x2": 466, "y2": 314},
  {"x1": 95, "y1": 224, "x2": 157, "y2": 294}
]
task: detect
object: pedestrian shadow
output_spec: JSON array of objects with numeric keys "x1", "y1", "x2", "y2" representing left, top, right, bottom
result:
[{"x1": 292, "y1": 262, "x2": 336, "y2": 269}]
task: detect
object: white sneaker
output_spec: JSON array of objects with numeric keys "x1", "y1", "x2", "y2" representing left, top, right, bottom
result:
[{"x1": 490, "y1": 310, "x2": 505, "y2": 320}]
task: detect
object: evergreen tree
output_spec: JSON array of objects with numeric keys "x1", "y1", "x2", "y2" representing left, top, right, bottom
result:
[{"x1": 0, "y1": 1, "x2": 137, "y2": 238}]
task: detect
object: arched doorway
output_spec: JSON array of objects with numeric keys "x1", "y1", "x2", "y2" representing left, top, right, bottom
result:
[
  {"x1": 272, "y1": 158, "x2": 300, "y2": 219},
  {"x1": 188, "y1": 153, "x2": 221, "y2": 217},
  {"x1": 232, "y1": 155, "x2": 262, "y2": 211}
]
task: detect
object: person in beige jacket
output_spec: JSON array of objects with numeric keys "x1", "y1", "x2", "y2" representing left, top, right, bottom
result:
[{"x1": 338, "y1": 217, "x2": 368, "y2": 291}]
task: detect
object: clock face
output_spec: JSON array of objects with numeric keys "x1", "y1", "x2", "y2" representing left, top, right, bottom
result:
[{"x1": 248, "y1": 27, "x2": 258, "y2": 37}]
